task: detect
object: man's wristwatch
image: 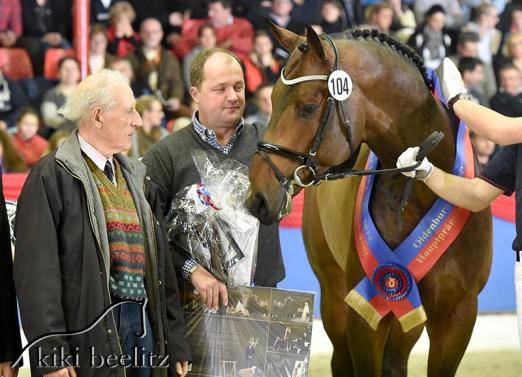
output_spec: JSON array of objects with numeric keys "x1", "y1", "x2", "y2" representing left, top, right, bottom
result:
[
  {"x1": 188, "y1": 264, "x2": 198, "y2": 277},
  {"x1": 182, "y1": 259, "x2": 199, "y2": 280}
]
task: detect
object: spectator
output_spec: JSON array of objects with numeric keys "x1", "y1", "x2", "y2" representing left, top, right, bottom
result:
[
  {"x1": 0, "y1": 68, "x2": 31, "y2": 130},
  {"x1": 449, "y1": 31, "x2": 497, "y2": 99},
  {"x1": 0, "y1": 128, "x2": 26, "y2": 172},
  {"x1": 91, "y1": 0, "x2": 119, "y2": 25},
  {"x1": 106, "y1": 1, "x2": 140, "y2": 58},
  {"x1": 0, "y1": 0, "x2": 22, "y2": 48},
  {"x1": 109, "y1": 57, "x2": 148, "y2": 97},
  {"x1": 496, "y1": 31, "x2": 522, "y2": 74},
  {"x1": 338, "y1": 0, "x2": 364, "y2": 28},
  {"x1": 463, "y1": 3, "x2": 502, "y2": 65},
  {"x1": 244, "y1": 31, "x2": 281, "y2": 94},
  {"x1": 319, "y1": 0, "x2": 348, "y2": 34},
  {"x1": 458, "y1": 57, "x2": 488, "y2": 106},
  {"x1": 142, "y1": 48, "x2": 285, "y2": 311},
  {"x1": 126, "y1": 0, "x2": 189, "y2": 36},
  {"x1": 40, "y1": 56, "x2": 80, "y2": 134},
  {"x1": 413, "y1": 0, "x2": 463, "y2": 29},
  {"x1": 254, "y1": 0, "x2": 305, "y2": 60},
  {"x1": 366, "y1": 3, "x2": 394, "y2": 34},
  {"x1": 88, "y1": 23, "x2": 116, "y2": 74},
  {"x1": 171, "y1": 0, "x2": 254, "y2": 60},
  {"x1": 129, "y1": 95, "x2": 167, "y2": 158},
  {"x1": 12, "y1": 107, "x2": 48, "y2": 168},
  {"x1": 18, "y1": 0, "x2": 71, "y2": 76},
  {"x1": 408, "y1": 5, "x2": 452, "y2": 69},
  {"x1": 182, "y1": 24, "x2": 217, "y2": 92},
  {"x1": 128, "y1": 18, "x2": 187, "y2": 118},
  {"x1": 245, "y1": 84, "x2": 273, "y2": 126},
  {"x1": 490, "y1": 64, "x2": 522, "y2": 117},
  {"x1": 386, "y1": 0, "x2": 416, "y2": 42},
  {"x1": 470, "y1": 131, "x2": 496, "y2": 170}
]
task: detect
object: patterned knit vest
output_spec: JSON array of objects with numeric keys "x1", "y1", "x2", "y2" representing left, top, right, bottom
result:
[{"x1": 85, "y1": 156, "x2": 147, "y2": 300}]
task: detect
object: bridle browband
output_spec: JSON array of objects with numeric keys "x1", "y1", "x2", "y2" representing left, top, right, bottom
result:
[{"x1": 256, "y1": 34, "x2": 439, "y2": 193}]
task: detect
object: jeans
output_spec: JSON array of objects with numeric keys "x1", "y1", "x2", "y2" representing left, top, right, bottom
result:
[{"x1": 113, "y1": 301, "x2": 154, "y2": 377}]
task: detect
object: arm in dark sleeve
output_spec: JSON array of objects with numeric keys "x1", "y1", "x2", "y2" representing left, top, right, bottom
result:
[
  {"x1": 13, "y1": 171, "x2": 70, "y2": 369},
  {"x1": 142, "y1": 157, "x2": 191, "y2": 274},
  {"x1": 146, "y1": 181, "x2": 191, "y2": 362},
  {"x1": 0, "y1": 173, "x2": 22, "y2": 363},
  {"x1": 479, "y1": 144, "x2": 518, "y2": 195},
  {"x1": 142, "y1": 145, "x2": 174, "y2": 218}
]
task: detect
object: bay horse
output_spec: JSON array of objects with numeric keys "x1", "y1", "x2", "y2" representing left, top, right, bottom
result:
[{"x1": 247, "y1": 24, "x2": 492, "y2": 377}]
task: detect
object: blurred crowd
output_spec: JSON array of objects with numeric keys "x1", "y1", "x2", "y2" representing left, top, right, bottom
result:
[{"x1": 1, "y1": 0, "x2": 521, "y2": 173}]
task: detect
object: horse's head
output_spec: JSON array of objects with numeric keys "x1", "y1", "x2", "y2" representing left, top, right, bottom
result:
[{"x1": 247, "y1": 24, "x2": 366, "y2": 224}]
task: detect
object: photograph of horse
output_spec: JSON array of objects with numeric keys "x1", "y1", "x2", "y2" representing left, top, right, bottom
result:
[{"x1": 247, "y1": 24, "x2": 492, "y2": 377}]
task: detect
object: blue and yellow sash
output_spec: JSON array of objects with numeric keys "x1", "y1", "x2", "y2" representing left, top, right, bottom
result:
[{"x1": 345, "y1": 71, "x2": 475, "y2": 332}]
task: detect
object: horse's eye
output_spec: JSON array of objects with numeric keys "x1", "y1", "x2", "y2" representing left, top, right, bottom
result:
[{"x1": 299, "y1": 104, "x2": 318, "y2": 118}]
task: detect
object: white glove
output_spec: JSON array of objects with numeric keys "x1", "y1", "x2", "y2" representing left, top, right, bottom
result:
[
  {"x1": 396, "y1": 147, "x2": 433, "y2": 180},
  {"x1": 436, "y1": 58, "x2": 467, "y2": 104}
]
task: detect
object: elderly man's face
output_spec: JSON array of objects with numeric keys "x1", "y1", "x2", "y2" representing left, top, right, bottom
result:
[
  {"x1": 101, "y1": 84, "x2": 142, "y2": 154},
  {"x1": 191, "y1": 52, "x2": 245, "y2": 130}
]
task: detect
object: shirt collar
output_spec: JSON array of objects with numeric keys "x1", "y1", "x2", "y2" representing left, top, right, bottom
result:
[
  {"x1": 192, "y1": 111, "x2": 244, "y2": 138},
  {"x1": 77, "y1": 133, "x2": 113, "y2": 172}
]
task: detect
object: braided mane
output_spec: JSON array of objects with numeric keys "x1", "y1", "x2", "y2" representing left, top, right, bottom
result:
[{"x1": 334, "y1": 29, "x2": 433, "y2": 90}]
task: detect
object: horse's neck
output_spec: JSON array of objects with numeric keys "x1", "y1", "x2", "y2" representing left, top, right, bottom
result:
[
  {"x1": 366, "y1": 95, "x2": 457, "y2": 247},
  {"x1": 367, "y1": 89, "x2": 456, "y2": 172}
]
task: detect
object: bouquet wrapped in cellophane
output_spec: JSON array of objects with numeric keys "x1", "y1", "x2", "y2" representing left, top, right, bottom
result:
[{"x1": 166, "y1": 150, "x2": 259, "y2": 286}]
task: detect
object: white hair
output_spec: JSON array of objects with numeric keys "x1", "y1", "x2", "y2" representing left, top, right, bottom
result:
[{"x1": 60, "y1": 69, "x2": 130, "y2": 124}]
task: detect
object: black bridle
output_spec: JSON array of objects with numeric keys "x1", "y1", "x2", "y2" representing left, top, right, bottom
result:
[{"x1": 256, "y1": 34, "x2": 441, "y2": 193}]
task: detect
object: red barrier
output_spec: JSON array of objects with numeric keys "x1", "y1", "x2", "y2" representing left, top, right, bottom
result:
[{"x1": 2, "y1": 173, "x2": 514, "y2": 225}]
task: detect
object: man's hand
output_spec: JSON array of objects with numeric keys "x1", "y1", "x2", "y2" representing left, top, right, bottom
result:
[
  {"x1": 43, "y1": 367, "x2": 77, "y2": 377},
  {"x1": 190, "y1": 266, "x2": 228, "y2": 311},
  {"x1": 0, "y1": 31, "x2": 17, "y2": 47},
  {"x1": 175, "y1": 361, "x2": 189, "y2": 377},
  {"x1": 396, "y1": 147, "x2": 433, "y2": 180},
  {"x1": 0, "y1": 361, "x2": 18, "y2": 377},
  {"x1": 42, "y1": 32, "x2": 63, "y2": 46}
]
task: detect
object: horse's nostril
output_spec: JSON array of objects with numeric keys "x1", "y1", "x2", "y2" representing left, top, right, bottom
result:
[
  {"x1": 248, "y1": 192, "x2": 274, "y2": 225},
  {"x1": 250, "y1": 192, "x2": 266, "y2": 216}
]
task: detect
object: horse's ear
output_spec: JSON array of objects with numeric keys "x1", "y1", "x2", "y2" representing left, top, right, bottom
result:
[
  {"x1": 267, "y1": 20, "x2": 300, "y2": 52},
  {"x1": 305, "y1": 25, "x2": 326, "y2": 62}
]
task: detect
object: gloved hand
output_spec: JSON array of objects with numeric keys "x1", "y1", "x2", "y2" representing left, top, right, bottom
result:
[
  {"x1": 436, "y1": 58, "x2": 467, "y2": 106},
  {"x1": 396, "y1": 147, "x2": 433, "y2": 180}
]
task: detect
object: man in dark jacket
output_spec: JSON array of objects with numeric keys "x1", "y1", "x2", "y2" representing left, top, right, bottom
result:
[
  {"x1": 142, "y1": 48, "x2": 285, "y2": 312},
  {"x1": 0, "y1": 171, "x2": 21, "y2": 377},
  {"x1": 14, "y1": 69, "x2": 190, "y2": 377}
]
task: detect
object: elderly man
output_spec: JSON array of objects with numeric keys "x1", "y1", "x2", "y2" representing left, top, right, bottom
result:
[
  {"x1": 143, "y1": 48, "x2": 285, "y2": 311},
  {"x1": 14, "y1": 69, "x2": 190, "y2": 377}
]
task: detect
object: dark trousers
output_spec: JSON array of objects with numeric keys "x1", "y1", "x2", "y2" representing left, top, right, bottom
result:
[{"x1": 113, "y1": 301, "x2": 154, "y2": 377}]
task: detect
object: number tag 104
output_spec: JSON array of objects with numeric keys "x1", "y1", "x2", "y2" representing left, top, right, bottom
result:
[{"x1": 328, "y1": 70, "x2": 353, "y2": 101}]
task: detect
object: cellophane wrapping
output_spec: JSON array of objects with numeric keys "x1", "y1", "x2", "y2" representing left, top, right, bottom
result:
[{"x1": 166, "y1": 150, "x2": 259, "y2": 286}]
